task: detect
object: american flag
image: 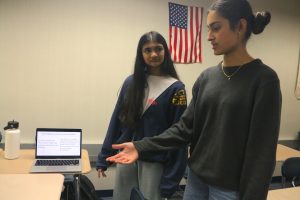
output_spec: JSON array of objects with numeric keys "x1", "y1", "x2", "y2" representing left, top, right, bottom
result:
[{"x1": 169, "y1": 2, "x2": 203, "y2": 63}]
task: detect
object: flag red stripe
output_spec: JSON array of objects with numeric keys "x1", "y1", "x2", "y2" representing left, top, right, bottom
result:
[
  {"x1": 189, "y1": 7, "x2": 194, "y2": 63},
  {"x1": 199, "y1": 7, "x2": 203, "y2": 62},
  {"x1": 179, "y1": 29, "x2": 183, "y2": 62},
  {"x1": 194, "y1": 7, "x2": 199, "y2": 62},
  {"x1": 184, "y1": 29, "x2": 188, "y2": 63},
  {"x1": 173, "y1": 28, "x2": 178, "y2": 62},
  {"x1": 169, "y1": 26, "x2": 173, "y2": 58}
]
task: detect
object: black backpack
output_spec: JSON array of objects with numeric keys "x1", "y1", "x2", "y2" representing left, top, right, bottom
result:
[{"x1": 61, "y1": 174, "x2": 101, "y2": 200}]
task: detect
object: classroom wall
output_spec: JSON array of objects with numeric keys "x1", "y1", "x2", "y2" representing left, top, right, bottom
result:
[{"x1": 0, "y1": 0, "x2": 299, "y2": 144}]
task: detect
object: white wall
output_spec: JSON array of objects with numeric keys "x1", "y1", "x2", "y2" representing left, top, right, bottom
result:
[{"x1": 0, "y1": 0, "x2": 299, "y2": 144}]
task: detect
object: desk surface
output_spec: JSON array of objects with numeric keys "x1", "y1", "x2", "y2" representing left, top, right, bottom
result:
[
  {"x1": 276, "y1": 144, "x2": 300, "y2": 162},
  {"x1": 0, "y1": 149, "x2": 91, "y2": 174},
  {"x1": 267, "y1": 187, "x2": 300, "y2": 200},
  {"x1": 1, "y1": 144, "x2": 298, "y2": 172},
  {"x1": 0, "y1": 173, "x2": 64, "y2": 200}
]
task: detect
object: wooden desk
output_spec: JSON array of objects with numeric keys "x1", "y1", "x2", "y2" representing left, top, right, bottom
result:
[
  {"x1": 276, "y1": 144, "x2": 300, "y2": 162},
  {"x1": 0, "y1": 149, "x2": 91, "y2": 200},
  {"x1": 0, "y1": 149, "x2": 91, "y2": 174},
  {"x1": 0, "y1": 173, "x2": 64, "y2": 200},
  {"x1": 267, "y1": 187, "x2": 300, "y2": 200}
]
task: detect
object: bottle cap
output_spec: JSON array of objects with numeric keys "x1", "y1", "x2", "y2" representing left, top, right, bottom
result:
[{"x1": 4, "y1": 120, "x2": 19, "y2": 130}]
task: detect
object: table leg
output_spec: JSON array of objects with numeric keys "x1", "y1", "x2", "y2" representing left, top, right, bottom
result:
[{"x1": 74, "y1": 175, "x2": 81, "y2": 200}]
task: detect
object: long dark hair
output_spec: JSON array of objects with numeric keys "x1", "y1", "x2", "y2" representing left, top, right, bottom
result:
[
  {"x1": 119, "y1": 31, "x2": 179, "y2": 128},
  {"x1": 209, "y1": 0, "x2": 271, "y2": 41}
]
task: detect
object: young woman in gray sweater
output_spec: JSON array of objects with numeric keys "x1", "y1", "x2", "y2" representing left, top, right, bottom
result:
[{"x1": 106, "y1": 1, "x2": 282, "y2": 199}]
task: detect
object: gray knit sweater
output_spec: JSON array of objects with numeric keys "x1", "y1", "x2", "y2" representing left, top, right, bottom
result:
[{"x1": 134, "y1": 59, "x2": 282, "y2": 200}]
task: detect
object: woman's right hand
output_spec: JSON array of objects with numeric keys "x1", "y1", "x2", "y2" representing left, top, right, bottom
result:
[
  {"x1": 97, "y1": 169, "x2": 107, "y2": 178},
  {"x1": 106, "y1": 142, "x2": 139, "y2": 164}
]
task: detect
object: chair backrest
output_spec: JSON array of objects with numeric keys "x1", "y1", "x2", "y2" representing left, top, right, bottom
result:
[
  {"x1": 130, "y1": 187, "x2": 147, "y2": 200},
  {"x1": 281, "y1": 157, "x2": 300, "y2": 187}
]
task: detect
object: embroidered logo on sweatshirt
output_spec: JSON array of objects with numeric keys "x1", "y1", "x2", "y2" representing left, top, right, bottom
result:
[{"x1": 172, "y1": 89, "x2": 187, "y2": 105}]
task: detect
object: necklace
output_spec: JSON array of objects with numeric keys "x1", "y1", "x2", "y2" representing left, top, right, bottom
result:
[{"x1": 221, "y1": 62, "x2": 244, "y2": 80}]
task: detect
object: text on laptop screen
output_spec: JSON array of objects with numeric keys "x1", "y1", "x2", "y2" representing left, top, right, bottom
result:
[{"x1": 36, "y1": 131, "x2": 81, "y2": 156}]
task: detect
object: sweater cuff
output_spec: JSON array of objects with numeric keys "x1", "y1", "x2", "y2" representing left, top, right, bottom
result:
[{"x1": 133, "y1": 140, "x2": 146, "y2": 153}]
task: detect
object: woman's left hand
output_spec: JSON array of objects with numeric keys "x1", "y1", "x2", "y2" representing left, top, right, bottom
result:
[{"x1": 106, "y1": 142, "x2": 139, "y2": 164}]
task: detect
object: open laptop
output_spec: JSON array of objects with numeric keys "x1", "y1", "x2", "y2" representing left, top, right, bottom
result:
[{"x1": 30, "y1": 128, "x2": 82, "y2": 173}]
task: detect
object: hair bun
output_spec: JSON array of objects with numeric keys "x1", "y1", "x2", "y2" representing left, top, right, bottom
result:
[{"x1": 252, "y1": 11, "x2": 271, "y2": 34}]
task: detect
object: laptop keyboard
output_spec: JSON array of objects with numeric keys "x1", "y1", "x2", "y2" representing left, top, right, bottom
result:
[{"x1": 35, "y1": 159, "x2": 80, "y2": 166}]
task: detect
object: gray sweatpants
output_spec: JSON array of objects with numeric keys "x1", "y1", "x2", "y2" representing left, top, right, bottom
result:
[{"x1": 113, "y1": 160, "x2": 164, "y2": 200}]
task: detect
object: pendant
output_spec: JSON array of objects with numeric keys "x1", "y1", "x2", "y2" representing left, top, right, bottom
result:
[{"x1": 228, "y1": 77, "x2": 231, "y2": 80}]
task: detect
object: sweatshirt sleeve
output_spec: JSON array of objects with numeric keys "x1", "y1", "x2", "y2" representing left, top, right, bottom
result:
[
  {"x1": 239, "y1": 78, "x2": 282, "y2": 200},
  {"x1": 160, "y1": 148, "x2": 188, "y2": 198},
  {"x1": 96, "y1": 77, "x2": 130, "y2": 171},
  {"x1": 159, "y1": 86, "x2": 188, "y2": 198}
]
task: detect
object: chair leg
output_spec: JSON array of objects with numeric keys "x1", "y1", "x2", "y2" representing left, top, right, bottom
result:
[
  {"x1": 292, "y1": 177, "x2": 296, "y2": 187},
  {"x1": 282, "y1": 177, "x2": 286, "y2": 188}
]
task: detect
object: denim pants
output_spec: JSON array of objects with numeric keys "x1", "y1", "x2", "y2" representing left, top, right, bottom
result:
[{"x1": 183, "y1": 167, "x2": 239, "y2": 200}]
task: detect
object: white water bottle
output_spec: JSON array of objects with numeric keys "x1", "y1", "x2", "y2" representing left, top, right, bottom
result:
[{"x1": 4, "y1": 120, "x2": 20, "y2": 159}]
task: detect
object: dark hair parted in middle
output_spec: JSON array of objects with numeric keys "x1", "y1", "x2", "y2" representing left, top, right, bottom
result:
[
  {"x1": 209, "y1": 0, "x2": 271, "y2": 41},
  {"x1": 119, "y1": 31, "x2": 179, "y2": 128}
]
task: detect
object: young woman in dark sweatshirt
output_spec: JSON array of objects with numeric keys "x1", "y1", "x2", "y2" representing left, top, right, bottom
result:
[{"x1": 96, "y1": 31, "x2": 188, "y2": 200}]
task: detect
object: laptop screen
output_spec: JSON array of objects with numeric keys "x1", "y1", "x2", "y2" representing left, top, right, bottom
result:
[{"x1": 35, "y1": 128, "x2": 82, "y2": 158}]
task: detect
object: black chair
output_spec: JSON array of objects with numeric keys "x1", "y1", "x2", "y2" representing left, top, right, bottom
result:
[
  {"x1": 281, "y1": 157, "x2": 300, "y2": 187},
  {"x1": 130, "y1": 187, "x2": 147, "y2": 200}
]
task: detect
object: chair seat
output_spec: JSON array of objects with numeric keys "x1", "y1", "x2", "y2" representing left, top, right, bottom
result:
[{"x1": 281, "y1": 157, "x2": 300, "y2": 187}]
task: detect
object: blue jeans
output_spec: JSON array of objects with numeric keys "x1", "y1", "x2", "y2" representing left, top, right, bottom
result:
[{"x1": 183, "y1": 168, "x2": 239, "y2": 200}]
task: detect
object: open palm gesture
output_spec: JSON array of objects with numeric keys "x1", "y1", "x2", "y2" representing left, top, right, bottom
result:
[{"x1": 106, "y1": 142, "x2": 139, "y2": 164}]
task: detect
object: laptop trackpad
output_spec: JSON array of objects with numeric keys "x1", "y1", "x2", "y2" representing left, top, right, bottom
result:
[{"x1": 46, "y1": 166, "x2": 67, "y2": 171}]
